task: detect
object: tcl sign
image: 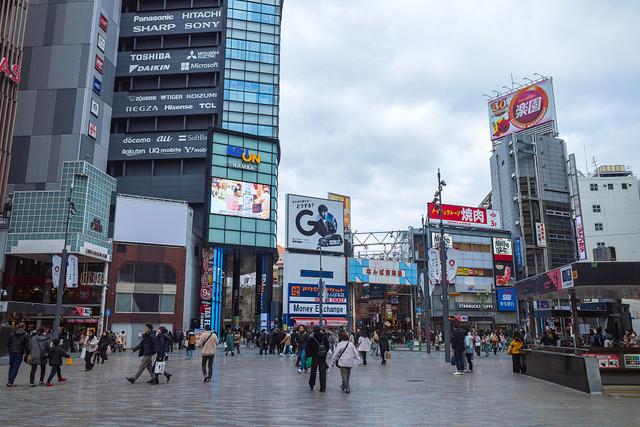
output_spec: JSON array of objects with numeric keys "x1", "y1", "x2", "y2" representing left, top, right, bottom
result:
[{"x1": 0, "y1": 56, "x2": 21, "y2": 84}]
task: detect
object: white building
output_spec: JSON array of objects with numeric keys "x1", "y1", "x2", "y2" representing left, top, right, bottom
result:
[{"x1": 575, "y1": 165, "x2": 640, "y2": 261}]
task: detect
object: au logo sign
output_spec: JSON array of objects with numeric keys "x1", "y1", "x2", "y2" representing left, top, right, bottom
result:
[{"x1": 227, "y1": 146, "x2": 260, "y2": 165}]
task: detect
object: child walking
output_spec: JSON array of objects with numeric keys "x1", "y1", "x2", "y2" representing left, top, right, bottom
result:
[{"x1": 46, "y1": 338, "x2": 69, "y2": 386}]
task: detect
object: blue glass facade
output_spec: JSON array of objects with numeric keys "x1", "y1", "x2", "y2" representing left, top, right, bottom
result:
[{"x1": 223, "y1": 0, "x2": 282, "y2": 138}]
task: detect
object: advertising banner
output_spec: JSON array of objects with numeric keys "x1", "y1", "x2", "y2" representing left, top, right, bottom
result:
[
  {"x1": 457, "y1": 267, "x2": 493, "y2": 277},
  {"x1": 488, "y1": 78, "x2": 557, "y2": 141},
  {"x1": 583, "y1": 354, "x2": 620, "y2": 369},
  {"x1": 432, "y1": 233, "x2": 453, "y2": 248},
  {"x1": 455, "y1": 302, "x2": 494, "y2": 311},
  {"x1": 496, "y1": 288, "x2": 517, "y2": 312},
  {"x1": 120, "y1": 9, "x2": 223, "y2": 37},
  {"x1": 492, "y1": 237, "x2": 513, "y2": 261},
  {"x1": 516, "y1": 267, "x2": 562, "y2": 297},
  {"x1": 427, "y1": 203, "x2": 501, "y2": 230},
  {"x1": 210, "y1": 178, "x2": 271, "y2": 220},
  {"x1": 536, "y1": 222, "x2": 547, "y2": 247},
  {"x1": 116, "y1": 47, "x2": 221, "y2": 76},
  {"x1": 560, "y1": 265, "x2": 574, "y2": 289},
  {"x1": 623, "y1": 354, "x2": 640, "y2": 369},
  {"x1": 286, "y1": 194, "x2": 344, "y2": 253},
  {"x1": 112, "y1": 88, "x2": 218, "y2": 118},
  {"x1": 109, "y1": 131, "x2": 208, "y2": 160},
  {"x1": 576, "y1": 216, "x2": 587, "y2": 260},
  {"x1": 427, "y1": 248, "x2": 459, "y2": 285},
  {"x1": 348, "y1": 258, "x2": 417, "y2": 285},
  {"x1": 494, "y1": 261, "x2": 514, "y2": 287},
  {"x1": 327, "y1": 193, "x2": 351, "y2": 233},
  {"x1": 514, "y1": 238, "x2": 523, "y2": 268}
]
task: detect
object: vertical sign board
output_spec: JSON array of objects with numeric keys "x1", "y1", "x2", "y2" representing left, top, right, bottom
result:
[
  {"x1": 535, "y1": 222, "x2": 547, "y2": 247},
  {"x1": 560, "y1": 265, "x2": 574, "y2": 289},
  {"x1": 496, "y1": 288, "x2": 517, "y2": 312},
  {"x1": 575, "y1": 216, "x2": 587, "y2": 260},
  {"x1": 99, "y1": 14, "x2": 108, "y2": 32},
  {"x1": 493, "y1": 237, "x2": 514, "y2": 287},
  {"x1": 327, "y1": 193, "x2": 351, "y2": 233},
  {"x1": 514, "y1": 238, "x2": 523, "y2": 269}
]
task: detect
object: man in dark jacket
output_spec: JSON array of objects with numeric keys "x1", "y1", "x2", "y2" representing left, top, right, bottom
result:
[
  {"x1": 6, "y1": 323, "x2": 30, "y2": 387},
  {"x1": 379, "y1": 331, "x2": 390, "y2": 365},
  {"x1": 126, "y1": 323, "x2": 157, "y2": 384},
  {"x1": 307, "y1": 326, "x2": 330, "y2": 392},
  {"x1": 259, "y1": 329, "x2": 268, "y2": 355},
  {"x1": 452, "y1": 327, "x2": 467, "y2": 374}
]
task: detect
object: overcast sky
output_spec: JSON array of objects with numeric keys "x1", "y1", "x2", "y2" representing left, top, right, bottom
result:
[{"x1": 276, "y1": 0, "x2": 640, "y2": 241}]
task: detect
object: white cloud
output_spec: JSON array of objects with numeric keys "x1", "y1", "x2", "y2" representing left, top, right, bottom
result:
[{"x1": 277, "y1": 0, "x2": 640, "y2": 242}]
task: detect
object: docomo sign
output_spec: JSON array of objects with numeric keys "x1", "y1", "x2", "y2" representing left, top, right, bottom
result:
[
  {"x1": 427, "y1": 203, "x2": 501, "y2": 230},
  {"x1": 0, "y1": 56, "x2": 21, "y2": 84},
  {"x1": 488, "y1": 78, "x2": 556, "y2": 141}
]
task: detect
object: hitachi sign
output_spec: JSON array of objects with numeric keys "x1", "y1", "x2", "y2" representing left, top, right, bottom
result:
[{"x1": 183, "y1": 11, "x2": 221, "y2": 19}]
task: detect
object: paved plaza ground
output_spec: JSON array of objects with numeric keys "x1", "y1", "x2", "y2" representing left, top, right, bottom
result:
[{"x1": 0, "y1": 346, "x2": 635, "y2": 426}]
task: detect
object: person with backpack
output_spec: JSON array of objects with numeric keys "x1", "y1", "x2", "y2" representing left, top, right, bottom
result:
[
  {"x1": 6, "y1": 323, "x2": 30, "y2": 387},
  {"x1": 331, "y1": 331, "x2": 362, "y2": 393},
  {"x1": 186, "y1": 331, "x2": 197, "y2": 359},
  {"x1": 307, "y1": 326, "x2": 330, "y2": 392},
  {"x1": 28, "y1": 327, "x2": 51, "y2": 386},
  {"x1": 198, "y1": 325, "x2": 218, "y2": 383},
  {"x1": 126, "y1": 323, "x2": 158, "y2": 385},
  {"x1": 45, "y1": 338, "x2": 69, "y2": 387}
]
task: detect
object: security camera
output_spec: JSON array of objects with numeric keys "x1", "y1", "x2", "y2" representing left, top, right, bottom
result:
[{"x1": 440, "y1": 180, "x2": 447, "y2": 187}]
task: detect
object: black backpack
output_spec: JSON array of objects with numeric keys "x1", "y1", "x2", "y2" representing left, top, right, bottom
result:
[{"x1": 313, "y1": 337, "x2": 327, "y2": 358}]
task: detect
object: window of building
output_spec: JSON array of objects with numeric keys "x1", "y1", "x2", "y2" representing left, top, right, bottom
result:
[
  {"x1": 597, "y1": 242, "x2": 606, "y2": 248},
  {"x1": 117, "y1": 263, "x2": 177, "y2": 284},
  {"x1": 115, "y1": 293, "x2": 175, "y2": 313},
  {"x1": 607, "y1": 184, "x2": 613, "y2": 190},
  {"x1": 590, "y1": 184, "x2": 598, "y2": 191},
  {"x1": 622, "y1": 183, "x2": 628, "y2": 190},
  {"x1": 595, "y1": 223, "x2": 604, "y2": 231},
  {"x1": 592, "y1": 204, "x2": 601, "y2": 213}
]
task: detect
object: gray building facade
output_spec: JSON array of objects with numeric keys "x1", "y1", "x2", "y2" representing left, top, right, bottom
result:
[
  {"x1": 9, "y1": 0, "x2": 121, "y2": 192},
  {"x1": 490, "y1": 133, "x2": 576, "y2": 278}
]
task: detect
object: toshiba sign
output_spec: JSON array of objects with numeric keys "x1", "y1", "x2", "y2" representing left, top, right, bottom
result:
[{"x1": 0, "y1": 56, "x2": 21, "y2": 84}]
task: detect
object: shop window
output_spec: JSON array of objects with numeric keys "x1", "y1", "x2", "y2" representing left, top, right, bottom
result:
[
  {"x1": 116, "y1": 293, "x2": 132, "y2": 312},
  {"x1": 160, "y1": 295, "x2": 176, "y2": 313},
  {"x1": 132, "y1": 294, "x2": 159, "y2": 313},
  {"x1": 118, "y1": 263, "x2": 135, "y2": 282}
]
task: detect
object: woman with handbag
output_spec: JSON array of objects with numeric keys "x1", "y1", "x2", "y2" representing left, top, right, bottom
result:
[
  {"x1": 28, "y1": 327, "x2": 51, "y2": 386},
  {"x1": 83, "y1": 332, "x2": 99, "y2": 371},
  {"x1": 330, "y1": 331, "x2": 361, "y2": 393},
  {"x1": 96, "y1": 331, "x2": 110, "y2": 364},
  {"x1": 151, "y1": 326, "x2": 173, "y2": 385}
]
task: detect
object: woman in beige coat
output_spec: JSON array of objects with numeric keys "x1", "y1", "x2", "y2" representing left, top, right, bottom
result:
[{"x1": 198, "y1": 325, "x2": 218, "y2": 383}]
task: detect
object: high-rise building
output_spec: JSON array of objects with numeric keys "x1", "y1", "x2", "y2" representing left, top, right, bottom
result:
[
  {"x1": 568, "y1": 163, "x2": 640, "y2": 262},
  {"x1": 488, "y1": 78, "x2": 575, "y2": 278}
]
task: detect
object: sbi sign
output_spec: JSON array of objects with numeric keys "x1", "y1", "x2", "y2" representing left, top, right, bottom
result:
[{"x1": 227, "y1": 146, "x2": 261, "y2": 164}]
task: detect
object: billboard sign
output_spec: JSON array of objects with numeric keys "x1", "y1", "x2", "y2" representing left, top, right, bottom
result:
[
  {"x1": 90, "y1": 99, "x2": 100, "y2": 117},
  {"x1": 494, "y1": 261, "x2": 514, "y2": 287},
  {"x1": 97, "y1": 34, "x2": 106, "y2": 53},
  {"x1": 210, "y1": 178, "x2": 271, "y2": 220},
  {"x1": 427, "y1": 203, "x2": 501, "y2": 230},
  {"x1": 348, "y1": 258, "x2": 417, "y2": 285},
  {"x1": 95, "y1": 55, "x2": 104, "y2": 74},
  {"x1": 560, "y1": 265, "x2": 574, "y2": 289},
  {"x1": 492, "y1": 237, "x2": 513, "y2": 261},
  {"x1": 576, "y1": 216, "x2": 587, "y2": 260},
  {"x1": 286, "y1": 194, "x2": 344, "y2": 253},
  {"x1": 488, "y1": 78, "x2": 557, "y2": 141},
  {"x1": 536, "y1": 222, "x2": 547, "y2": 247},
  {"x1": 117, "y1": 47, "x2": 221, "y2": 76},
  {"x1": 112, "y1": 88, "x2": 218, "y2": 118},
  {"x1": 514, "y1": 238, "x2": 523, "y2": 268},
  {"x1": 432, "y1": 233, "x2": 452, "y2": 248},
  {"x1": 120, "y1": 9, "x2": 223, "y2": 37},
  {"x1": 99, "y1": 14, "x2": 108, "y2": 32},
  {"x1": 88, "y1": 122, "x2": 97, "y2": 139},
  {"x1": 92, "y1": 76, "x2": 102, "y2": 95},
  {"x1": 109, "y1": 131, "x2": 208, "y2": 161},
  {"x1": 496, "y1": 288, "x2": 517, "y2": 312},
  {"x1": 327, "y1": 193, "x2": 351, "y2": 233}
]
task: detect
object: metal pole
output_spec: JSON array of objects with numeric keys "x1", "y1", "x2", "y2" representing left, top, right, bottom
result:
[
  {"x1": 569, "y1": 289, "x2": 579, "y2": 354},
  {"x1": 53, "y1": 185, "x2": 73, "y2": 339},
  {"x1": 422, "y1": 215, "x2": 431, "y2": 354},
  {"x1": 318, "y1": 245, "x2": 324, "y2": 328},
  {"x1": 438, "y1": 168, "x2": 451, "y2": 363},
  {"x1": 97, "y1": 262, "x2": 109, "y2": 336}
]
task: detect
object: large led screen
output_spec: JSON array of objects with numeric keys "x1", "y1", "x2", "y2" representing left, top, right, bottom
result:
[{"x1": 210, "y1": 178, "x2": 271, "y2": 220}]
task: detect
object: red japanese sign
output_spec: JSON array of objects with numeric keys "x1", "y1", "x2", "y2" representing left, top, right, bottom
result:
[
  {"x1": 427, "y1": 203, "x2": 501, "y2": 230},
  {"x1": 99, "y1": 14, "x2": 108, "y2": 32},
  {"x1": 95, "y1": 55, "x2": 104, "y2": 74}
]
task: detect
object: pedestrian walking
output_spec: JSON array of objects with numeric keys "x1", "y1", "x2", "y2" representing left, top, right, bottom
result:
[
  {"x1": 224, "y1": 330, "x2": 235, "y2": 356},
  {"x1": 152, "y1": 326, "x2": 173, "y2": 384},
  {"x1": 327, "y1": 331, "x2": 336, "y2": 353},
  {"x1": 83, "y1": 332, "x2": 98, "y2": 371},
  {"x1": 186, "y1": 331, "x2": 196, "y2": 359},
  {"x1": 297, "y1": 326, "x2": 309, "y2": 373},
  {"x1": 178, "y1": 329, "x2": 185, "y2": 350},
  {"x1": 126, "y1": 324, "x2": 158, "y2": 384},
  {"x1": 307, "y1": 326, "x2": 329, "y2": 392},
  {"x1": 474, "y1": 332, "x2": 481, "y2": 357},
  {"x1": 330, "y1": 331, "x2": 361, "y2": 393},
  {"x1": 280, "y1": 331, "x2": 293, "y2": 356},
  {"x1": 464, "y1": 331, "x2": 474, "y2": 373},
  {"x1": 198, "y1": 325, "x2": 218, "y2": 383},
  {"x1": 507, "y1": 333, "x2": 525, "y2": 374},
  {"x1": 120, "y1": 330, "x2": 127, "y2": 351},
  {"x1": 451, "y1": 326, "x2": 466, "y2": 375},
  {"x1": 6, "y1": 323, "x2": 30, "y2": 387},
  {"x1": 233, "y1": 329, "x2": 241, "y2": 355},
  {"x1": 95, "y1": 331, "x2": 110, "y2": 364},
  {"x1": 379, "y1": 331, "x2": 390, "y2": 365},
  {"x1": 29, "y1": 327, "x2": 51, "y2": 386},
  {"x1": 357, "y1": 332, "x2": 371, "y2": 365},
  {"x1": 370, "y1": 330, "x2": 379, "y2": 356},
  {"x1": 45, "y1": 338, "x2": 69, "y2": 386},
  {"x1": 259, "y1": 329, "x2": 268, "y2": 355}
]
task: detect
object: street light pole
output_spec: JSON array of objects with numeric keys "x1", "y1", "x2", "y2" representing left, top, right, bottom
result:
[
  {"x1": 435, "y1": 168, "x2": 451, "y2": 363},
  {"x1": 53, "y1": 184, "x2": 75, "y2": 339},
  {"x1": 318, "y1": 244, "x2": 324, "y2": 328},
  {"x1": 421, "y1": 215, "x2": 431, "y2": 354}
]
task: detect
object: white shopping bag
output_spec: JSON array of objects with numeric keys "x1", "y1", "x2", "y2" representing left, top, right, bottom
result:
[
  {"x1": 154, "y1": 361, "x2": 165, "y2": 374},
  {"x1": 80, "y1": 348, "x2": 86, "y2": 359}
]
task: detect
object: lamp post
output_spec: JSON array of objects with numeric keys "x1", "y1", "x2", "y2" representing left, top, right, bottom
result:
[
  {"x1": 53, "y1": 184, "x2": 76, "y2": 339},
  {"x1": 318, "y1": 244, "x2": 324, "y2": 328},
  {"x1": 432, "y1": 168, "x2": 450, "y2": 363},
  {"x1": 421, "y1": 215, "x2": 431, "y2": 354}
]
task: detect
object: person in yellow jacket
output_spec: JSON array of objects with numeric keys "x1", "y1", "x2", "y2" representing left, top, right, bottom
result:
[{"x1": 507, "y1": 333, "x2": 525, "y2": 373}]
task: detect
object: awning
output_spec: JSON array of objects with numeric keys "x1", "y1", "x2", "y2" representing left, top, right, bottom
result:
[{"x1": 292, "y1": 317, "x2": 348, "y2": 327}]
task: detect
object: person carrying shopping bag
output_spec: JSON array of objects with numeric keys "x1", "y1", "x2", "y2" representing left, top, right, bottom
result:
[{"x1": 330, "y1": 331, "x2": 361, "y2": 393}]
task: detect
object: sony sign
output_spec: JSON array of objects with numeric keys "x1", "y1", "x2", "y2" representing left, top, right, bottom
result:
[{"x1": 121, "y1": 9, "x2": 223, "y2": 37}]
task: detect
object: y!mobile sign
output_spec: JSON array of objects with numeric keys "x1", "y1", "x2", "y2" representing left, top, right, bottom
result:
[
  {"x1": 488, "y1": 78, "x2": 557, "y2": 141},
  {"x1": 427, "y1": 203, "x2": 501, "y2": 230}
]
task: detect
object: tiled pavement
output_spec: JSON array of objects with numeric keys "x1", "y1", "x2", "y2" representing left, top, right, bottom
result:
[{"x1": 0, "y1": 347, "x2": 635, "y2": 427}]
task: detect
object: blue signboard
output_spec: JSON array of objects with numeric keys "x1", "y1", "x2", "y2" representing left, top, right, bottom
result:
[
  {"x1": 288, "y1": 283, "x2": 347, "y2": 318},
  {"x1": 93, "y1": 77, "x2": 102, "y2": 95},
  {"x1": 105, "y1": 308, "x2": 111, "y2": 317},
  {"x1": 514, "y1": 238, "x2": 523, "y2": 269},
  {"x1": 496, "y1": 288, "x2": 517, "y2": 312}
]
